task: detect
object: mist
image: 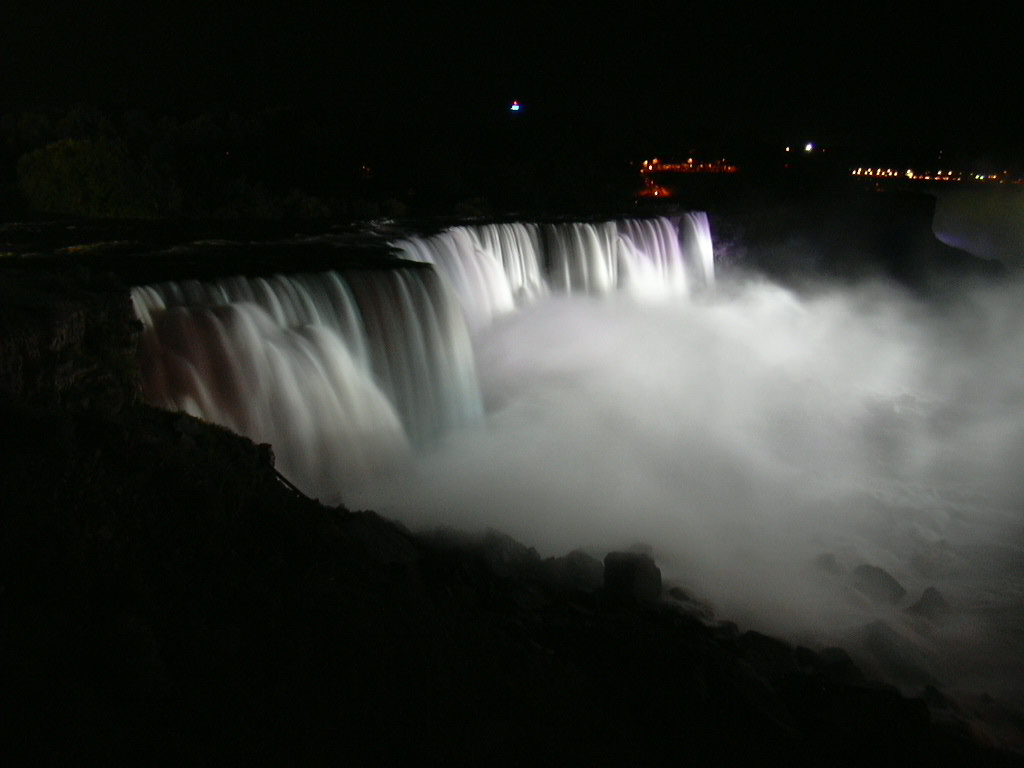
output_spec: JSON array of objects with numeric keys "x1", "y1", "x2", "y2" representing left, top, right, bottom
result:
[
  {"x1": 933, "y1": 186, "x2": 1024, "y2": 267},
  {"x1": 348, "y1": 269, "x2": 1024, "y2": 711}
]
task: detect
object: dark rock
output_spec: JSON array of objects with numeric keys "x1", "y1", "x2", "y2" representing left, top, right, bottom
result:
[
  {"x1": 787, "y1": 673, "x2": 932, "y2": 761},
  {"x1": 603, "y1": 551, "x2": 662, "y2": 603},
  {"x1": 858, "y1": 620, "x2": 938, "y2": 688},
  {"x1": 729, "y1": 660, "x2": 802, "y2": 739},
  {"x1": 808, "y1": 646, "x2": 866, "y2": 685},
  {"x1": 794, "y1": 645, "x2": 820, "y2": 674},
  {"x1": 738, "y1": 631, "x2": 798, "y2": 685},
  {"x1": 923, "y1": 684, "x2": 955, "y2": 710},
  {"x1": 544, "y1": 549, "x2": 603, "y2": 592},
  {"x1": 906, "y1": 586, "x2": 950, "y2": 622},
  {"x1": 479, "y1": 528, "x2": 542, "y2": 573},
  {"x1": 424, "y1": 526, "x2": 542, "y2": 580},
  {"x1": 665, "y1": 586, "x2": 714, "y2": 620},
  {"x1": 0, "y1": 264, "x2": 140, "y2": 413},
  {"x1": 853, "y1": 564, "x2": 907, "y2": 604},
  {"x1": 713, "y1": 620, "x2": 741, "y2": 643}
]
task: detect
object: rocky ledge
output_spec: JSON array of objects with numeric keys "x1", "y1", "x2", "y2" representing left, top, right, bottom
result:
[{"x1": 1, "y1": 262, "x2": 1021, "y2": 766}]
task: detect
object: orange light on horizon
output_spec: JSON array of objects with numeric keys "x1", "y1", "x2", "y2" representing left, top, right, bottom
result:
[{"x1": 639, "y1": 157, "x2": 738, "y2": 175}]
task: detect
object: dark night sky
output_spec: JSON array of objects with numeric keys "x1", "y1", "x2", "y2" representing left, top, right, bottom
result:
[{"x1": 4, "y1": 1, "x2": 1023, "y2": 165}]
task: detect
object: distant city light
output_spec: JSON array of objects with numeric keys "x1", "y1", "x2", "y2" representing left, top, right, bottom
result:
[
  {"x1": 804, "y1": 142, "x2": 814, "y2": 152},
  {"x1": 638, "y1": 157, "x2": 738, "y2": 177},
  {"x1": 849, "y1": 166, "x2": 1017, "y2": 183}
]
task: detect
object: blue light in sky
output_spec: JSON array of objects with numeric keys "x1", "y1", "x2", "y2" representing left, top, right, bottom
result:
[{"x1": 510, "y1": 100, "x2": 521, "y2": 112}]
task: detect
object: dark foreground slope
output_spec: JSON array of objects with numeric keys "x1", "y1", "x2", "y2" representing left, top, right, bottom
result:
[{"x1": 1, "y1": 261, "x2": 1020, "y2": 767}]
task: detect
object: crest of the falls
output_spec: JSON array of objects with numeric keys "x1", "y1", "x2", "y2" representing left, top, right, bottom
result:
[
  {"x1": 390, "y1": 223, "x2": 545, "y2": 331},
  {"x1": 392, "y1": 213, "x2": 714, "y2": 329}
]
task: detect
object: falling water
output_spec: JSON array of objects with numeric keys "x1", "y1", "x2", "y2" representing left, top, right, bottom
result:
[
  {"x1": 133, "y1": 214, "x2": 711, "y2": 498},
  {"x1": 133, "y1": 265, "x2": 481, "y2": 496},
  {"x1": 391, "y1": 213, "x2": 714, "y2": 328}
]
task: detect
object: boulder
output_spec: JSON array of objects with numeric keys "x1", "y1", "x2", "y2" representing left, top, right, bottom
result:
[
  {"x1": 852, "y1": 564, "x2": 906, "y2": 605},
  {"x1": 665, "y1": 586, "x2": 714, "y2": 620},
  {"x1": 799, "y1": 646, "x2": 865, "y2": 685},
  {"x1": 738, "y1": 630, "x2": 798, "y2": 685},
  {"x1": 544, "y1": 549, "x2": 604, "y2": 592},
  {"x1": 906, "y1": 587, "x2": 950, "y2": 622},
  {"x1": 858, "y1": 620, "x2": 937, "y2": 688},
  {"x1": 603, "y1": 551, "x2": 662, "y2": 603}
]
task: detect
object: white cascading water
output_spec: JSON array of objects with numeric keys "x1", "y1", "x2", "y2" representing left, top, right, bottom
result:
[
  {"x1": 133, "y1": 215, "x2": 711, "y2": 500},
  {"x1": 392, "y1": 214, "x2": 714, "y2": 329},
  {"x1": 133, "y1": 265, "x2": 483, "y2": 498}
]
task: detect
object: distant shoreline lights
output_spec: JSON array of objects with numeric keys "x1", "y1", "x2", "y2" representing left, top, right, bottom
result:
[{"x1": 851, "y1": 167, "x2": 1020, "y2": 183}]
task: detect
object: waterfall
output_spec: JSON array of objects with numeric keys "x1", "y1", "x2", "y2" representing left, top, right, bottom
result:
[
  {"x1": 133, "y1": 265, "x2": 482, "y2": 501},
  {"x1": 133, "y1": 214, "x2": 713, "y2": 500},
  {"x1": 392, "y1": 213, "x2": 714, "y2": 328}
]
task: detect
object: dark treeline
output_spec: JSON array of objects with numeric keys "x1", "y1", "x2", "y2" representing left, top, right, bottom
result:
[
  {"x1": 1, "y1": 104, "x2": 393, "y2": 220},
  {"x1": 0, "y1": 104, "x2": 639, "y2": 222}
]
